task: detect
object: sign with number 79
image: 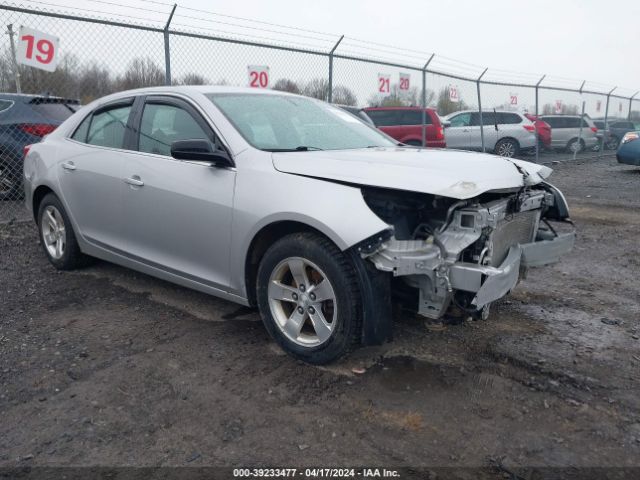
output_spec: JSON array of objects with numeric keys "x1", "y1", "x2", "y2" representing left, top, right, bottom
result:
[{"x1": 16, "y1": 26, "x2": 59, "y2": 73}]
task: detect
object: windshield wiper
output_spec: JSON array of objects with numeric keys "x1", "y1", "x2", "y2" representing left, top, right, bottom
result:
[{"x1": 264, "y1": 146, "x2": 324, "y2": 152}]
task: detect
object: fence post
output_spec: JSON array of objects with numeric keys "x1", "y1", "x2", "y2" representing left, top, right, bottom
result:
[
  {"x1": 327, "y1": 35, "x2": 344, "y2": 103},
  {"x1": 6, "y1": 24, "x2": 22, "y2": 94},
  {"x1": 476, "y1": 68, "x2": 488, "y2": 153},
  {"x1": 163, "y1": 4, "x2": 177, "y2": 86},
  {"x1": 534, "y1": 75, "x2": 546, "y2": 163},
  {"x1": 421, "y1": 54, "x2": 435, "y2": 147},
  {"x1": 628, "y1": 91, "x2": 639, "y2": 121},
  {"x1": 602, "y1": 86, "x2": 616, "y2": 154},
  {"x1": 574, "y1": 100, "x2": 585, "y2": 161}
]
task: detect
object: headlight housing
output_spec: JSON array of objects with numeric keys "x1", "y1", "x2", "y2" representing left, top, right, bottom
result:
[{"x1": 622, "y1": 132, "x2": 639, "y2": 144}]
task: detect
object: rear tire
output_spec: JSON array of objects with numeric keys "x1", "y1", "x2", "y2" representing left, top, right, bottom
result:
[
  {"x1": 37, "y1": 193, "x2": 92, "y2": 270},
  {"x1": 566, "y1": 138, "x2": 584, "y2": 153},
  {"x1": 494, "y1": 138, "x2": 519, "y2": 158},
  {"x1": 606, "y1": 136, "x2": 620, "y2": 150},
  {"x1": 256, "y1": 232, "x2": 362, "y2": 364}
]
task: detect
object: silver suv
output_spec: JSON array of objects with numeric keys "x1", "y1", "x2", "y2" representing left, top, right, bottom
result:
[
  {"x1": 443, "y1": 110, "x2": 536, "y2": 157},
  {"x1": 539, "y1": 115, "x2": 599, "y2": 152}
]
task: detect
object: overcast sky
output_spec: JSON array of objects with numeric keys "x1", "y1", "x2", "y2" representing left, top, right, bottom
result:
[
  {"x1": 155, "y1": 0, "x2": 638, "y2": 93},
  {"x1": 8, "y1": 0, "x2": 640, "y2": 95}
]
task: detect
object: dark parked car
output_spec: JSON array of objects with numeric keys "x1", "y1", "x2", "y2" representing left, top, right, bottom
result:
[
  {"x1": 0, "y1": 94, "x2": 79, "y2": 200},
  {"x1": 363, "y1": 107, "x2": 446, "y2": 148},
  {"x1": 593, "y1": 119, "x2": 637, "y2": 150},
  {"x1": 617, "y1": 131, "x2": 640, "y2": 166},
  {"x1": 335, "y1": 105, "x2": 375, "y2": 126}
]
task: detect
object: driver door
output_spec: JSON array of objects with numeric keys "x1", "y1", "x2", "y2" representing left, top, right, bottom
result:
[{"x1": 120, "y1": 95, "x2": 236, "y2": 291}]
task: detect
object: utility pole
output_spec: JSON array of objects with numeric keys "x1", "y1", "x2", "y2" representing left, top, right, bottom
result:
[{"x1": 6, "y1": 24, "x2": 22, "y2": 94}]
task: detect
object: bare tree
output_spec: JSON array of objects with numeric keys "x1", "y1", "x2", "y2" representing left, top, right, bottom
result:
[
  {"x1": 368, "y1": 85, "x2": 434, "y2": 108},
  {"x1": 436, "y1": 87, "x2": 468, "y2": 116},
  {"x1": 303, "y1": 78, "x2": 329, "y2": 101},
  {"x1": 179, "y1": 73, "x2": 208, "y2": 85},
  {"x1": 273, "y1": 78, "x2": 301, "y2": 94},
  {"x1": 331, "y1": 85, "x2": 357, "y2": 106},
  {"x1": 117, "y1": 57, "x2": 164, "y2": 90}
]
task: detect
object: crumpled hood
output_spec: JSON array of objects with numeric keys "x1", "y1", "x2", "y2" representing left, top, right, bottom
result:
[{"x1": 272, "y1": 147, "x2": 552, "y2": 199}]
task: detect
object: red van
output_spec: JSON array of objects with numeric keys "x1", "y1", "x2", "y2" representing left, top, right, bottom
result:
[{"x1": 363, "y1": 107, "x2": 446, "y2": 148}]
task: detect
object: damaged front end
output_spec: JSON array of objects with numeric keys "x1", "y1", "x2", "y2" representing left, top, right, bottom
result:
[{"x1": 359, "y1": 182, "x2": 575, "y2": 319}]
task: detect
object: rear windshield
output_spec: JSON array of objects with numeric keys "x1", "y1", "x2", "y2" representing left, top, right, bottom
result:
[{"x1": 29, "y1": 102, "x2": 77, "y2": 122}]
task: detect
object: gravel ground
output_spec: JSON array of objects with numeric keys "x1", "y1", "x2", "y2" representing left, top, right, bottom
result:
[{"x1": 1, "y1": 155, "x2": 639, "y2": 476}]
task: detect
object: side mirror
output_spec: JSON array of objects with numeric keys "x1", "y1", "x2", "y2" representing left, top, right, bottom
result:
[
  {"x1": 170, "y1": 139, "x2": 232, "y2": 167},
  {"x1": 441, "y1": 120, "x2": 451, "y2": 128}
]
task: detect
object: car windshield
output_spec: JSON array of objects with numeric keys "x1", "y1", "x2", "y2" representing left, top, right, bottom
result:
[{"x1": 207, "y1": 93, "x2": 395, "y2": 151}]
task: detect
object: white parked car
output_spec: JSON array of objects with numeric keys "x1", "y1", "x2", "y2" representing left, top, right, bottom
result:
[
  {"x1": 443, "y1": 110, "x2": 537, "y2": 157},
  {"x1": 24, "y1": 86, "x2": 575, "y2": 364}
]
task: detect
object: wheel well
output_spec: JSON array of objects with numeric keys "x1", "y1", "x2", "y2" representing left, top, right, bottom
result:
[
  {"x1": 32, "y1": 185, "x2": 54, "y2": 220},
  {"x1": 244, "y1": 221, "x2": 330, "y2": 306},
  {"x1": 496, "y1": 136, "x2": 520, "y2": 147}
]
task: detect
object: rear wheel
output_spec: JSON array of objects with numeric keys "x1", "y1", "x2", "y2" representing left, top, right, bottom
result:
[
  {"x1": 606, "y1": 135, "x2": 620, "y2": 150},
  {"x1": 37, "y1": 193, "x2": 91, "y2": 270},
  {"x1": 256, "y1": 232, "x2": 362, "y2": 364},
  {"x1": 494, "y1": 138, "x2": 519, "y2": 158},
  {"x1": 567, "y1": 138, "x2": 584, "y2": 153}
]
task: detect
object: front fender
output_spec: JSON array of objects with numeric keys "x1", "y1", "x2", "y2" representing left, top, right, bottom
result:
[{"x1": 228, "y1": 163, "x2": 390, "y2": 297}]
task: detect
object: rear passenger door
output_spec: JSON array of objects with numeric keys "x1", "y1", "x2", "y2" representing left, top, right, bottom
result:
[
  {"x1": 120, "y1": 95, "x2": 236, "y2": 291},
  {"x1": 58, "y1": 98, "x2": 135, "y2": 250},
  {"x1": 468, "y1": 112, "x2": 498, "y2": 150}
]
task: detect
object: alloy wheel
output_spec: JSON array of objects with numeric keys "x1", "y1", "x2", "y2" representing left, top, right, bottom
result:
[
  {"x1": 267, "y1": 256, "x2": 337, "y2": 347},
  {"x1": 41, "y1": 205, "x2": 66, "y2": 260}
]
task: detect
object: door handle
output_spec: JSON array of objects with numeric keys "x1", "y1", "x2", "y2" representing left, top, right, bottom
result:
[
  {"x1": 124, "y1": 176, "x2": 144, "y2": 187},
  {"x1": 62, "y1": 161, "x2": 76, "y2": 171}
]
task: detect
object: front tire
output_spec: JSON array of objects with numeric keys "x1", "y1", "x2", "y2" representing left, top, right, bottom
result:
[
  {"x1": 256, "y1": 232, "x2": 362, "y2": 364},
  {"x1": 606, "y1": 135, "x2": 620, "y2": 150},
  {"x1": 37, "y1": 193, "x2": 91, "y2": 270},
  {"x1": 494, "y1": 138, "x2": 519, "y2": 158}
]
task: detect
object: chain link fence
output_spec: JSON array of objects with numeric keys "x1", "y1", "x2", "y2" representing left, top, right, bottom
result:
[{"x1": 1, "y1": 2, "x2": 639, "y2": 224}]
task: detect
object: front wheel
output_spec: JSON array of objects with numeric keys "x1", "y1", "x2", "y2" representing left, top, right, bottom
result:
[
  {"x1": 606, "y1": 136, "x2": 620, "y2": 150},
  {"x1": 256, "y1": 232, "x2": 362, "y2": 364},
  {"x1": 494, "y1": 138, "x2": 519, "y2": 158}
]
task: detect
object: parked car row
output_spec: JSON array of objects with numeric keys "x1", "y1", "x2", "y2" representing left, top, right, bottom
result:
[{"x1": 336, "y1": 104, "x2": 631, "y2": 158}]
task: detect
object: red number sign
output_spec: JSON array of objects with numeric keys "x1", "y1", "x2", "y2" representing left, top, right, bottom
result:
[
  {"x1": 555, "y1": 100, "x2": 563, "y2": 114},
  {"x1": 248, "y1": 66, "x2": 269, "y2": 88},
  {"x1": 16, "y1": 26, "x2": 59, "y2": 72},
  {"x1": 378, "y1": 74, "x2": 390, "y2": 96},
  {"x1": 449, "y1": 86, "x2": 459, "y2": 103},
  {"x1": 399, "y1": 73, "x2": 410, "y2": 91},
  {"x1": 510, "y1": 94, "x2": 518, "y2": 106}
]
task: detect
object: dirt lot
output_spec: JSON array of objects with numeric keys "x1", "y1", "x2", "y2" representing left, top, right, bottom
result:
[{"x1": 1, "y1": 155, "x2": 639, "y2": 476}]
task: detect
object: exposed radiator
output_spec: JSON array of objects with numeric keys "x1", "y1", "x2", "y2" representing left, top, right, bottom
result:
[{"x1": 490, "y1": 210, "x2": 540, "y2": 266}]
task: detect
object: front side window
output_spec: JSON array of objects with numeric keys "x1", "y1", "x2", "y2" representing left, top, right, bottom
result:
[
  {"x1": 366, "y1": 110, "x2": 401, "y2": 127},
  {"x1": 449, "y1": 113, "x2": 471, "y2": 127},
  {"x1": 139, "y1": 103, "x2": 210, "y2": 156},
  {"x1": 208, "y1": 94, "x2": 395, "y2": 151},
  {"x1": 86, "y1": 105, "x2": 132, "y2": 149}
]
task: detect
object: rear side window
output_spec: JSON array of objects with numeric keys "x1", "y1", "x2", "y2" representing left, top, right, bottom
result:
[
  {"x1": 399, "y1": 111, "x2": 431, "y2": 125},
  {"x1": 541, "y1": 117, "x2": 559, "y2": 128},
  {"x1": 564, "y1": 117, "x2": 581, "y2": 128},
  {"x1": 499, "y1": 113, "x2": 522, "y2": 124},
  {"x1": 86, "y1": 105, "x2": 132, "y2": 149},
  {"x1": 614, "y1": 121, "x2": 634, "y2": 129},
  {"x1": 71, "y1": 114, "x2": 91, "y2": 142},
  {"x1": 0, "y1": 100, "x2": 13, "y2": 113},
  {"x1": 366, "y1": 110, "x2": 401, "y2": 126},
  {"x1": 30, "y1": 102, "x2": 76, "y2": 122}
]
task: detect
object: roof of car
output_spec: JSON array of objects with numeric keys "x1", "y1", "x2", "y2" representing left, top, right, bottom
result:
[{"x1": 363, "y1": 106, "x2": 434, "y2": 111}]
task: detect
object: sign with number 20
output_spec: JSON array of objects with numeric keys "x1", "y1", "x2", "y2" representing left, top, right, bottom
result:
[{"x1": 16, "y1": 26, "x2": 59, "y2": 72}]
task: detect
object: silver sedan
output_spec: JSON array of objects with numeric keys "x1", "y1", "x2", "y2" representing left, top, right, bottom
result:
[{"x1": 24, "y1": 86, "x2": 575, "y2": 364}]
